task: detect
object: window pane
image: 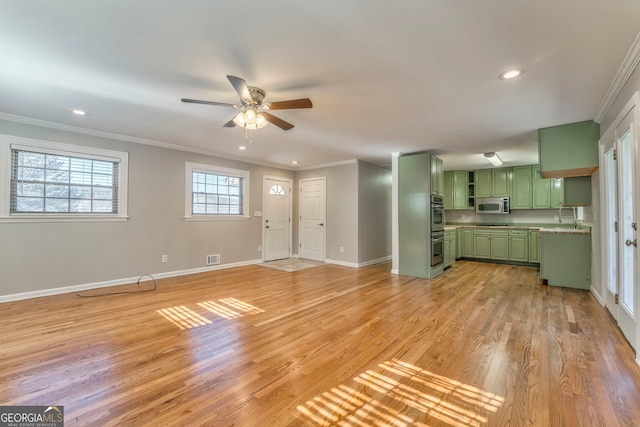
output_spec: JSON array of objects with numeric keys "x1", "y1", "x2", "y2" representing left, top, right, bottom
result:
[
  {"x1": 11, "y1": 149, "x2": 119, "y2": 215},
  {"x1": 191, "y1": 170, "x2": 244, "y2": 216}
]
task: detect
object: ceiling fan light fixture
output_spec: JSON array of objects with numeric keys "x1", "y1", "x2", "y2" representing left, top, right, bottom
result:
[
  {"x1": 484, "y1": 152, "x2": 503, "y2": 166},
  {"x1": 232, "y1": 110, "x2": 268, "y2": 130}
]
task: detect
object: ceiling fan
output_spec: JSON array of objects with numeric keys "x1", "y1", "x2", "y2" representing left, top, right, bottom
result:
[{"x1": 181, "y1": 75, "x2": 313, "y2": 131}]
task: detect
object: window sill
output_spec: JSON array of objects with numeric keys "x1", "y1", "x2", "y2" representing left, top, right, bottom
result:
[
  {"x1": 0, "y1": 215, "x2": 129, "y2": 223},
  {"x1": 184, "y1": 215, "x2": 251, "y2": 221}
]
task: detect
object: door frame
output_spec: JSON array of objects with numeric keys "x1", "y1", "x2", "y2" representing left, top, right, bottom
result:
[
  {"x1": 262, "y1": 175, "x2": 292, "y2": 261},
  {"x1": 599, "y1": 90, "x2": 640, "y2": 362},
  {"x1": 298, "y1": 177, "x2": 326, "y2": 261}
]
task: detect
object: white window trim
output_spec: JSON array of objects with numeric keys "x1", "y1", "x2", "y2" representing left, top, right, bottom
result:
[
  {"x1": 0, "y1": 134, "x2": 129, "y2": 223},
  {"x1": 184, "y1": 162, "x2": 250, "y2": 221}
]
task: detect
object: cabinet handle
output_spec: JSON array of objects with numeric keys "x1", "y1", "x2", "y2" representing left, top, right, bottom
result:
[{"x1": 625, "y1": 239, "x2": 637, "y2": 247}]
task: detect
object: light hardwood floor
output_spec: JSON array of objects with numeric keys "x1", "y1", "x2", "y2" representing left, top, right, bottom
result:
[{"x1": 1, "y1": 260, "x2": 640, "y2": 426}]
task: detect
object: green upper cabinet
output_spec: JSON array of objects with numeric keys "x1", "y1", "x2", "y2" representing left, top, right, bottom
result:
[
  {"x1": 563, "y1": 176, "x2": 591, "y2": 206},
  {"x1": 444, "y1": 170, "x2": 468, "y2": 210},
  {"x1": 492, "y1": 168, "x2": 510, "y2": 197},
  {"x1": 551, "y1": 178, "x2": 564, "y2": 207},
  {"x1": 431, "y1": 155, "x2": 444, "y2": 196},
  {"x1": 511, "y1": 165, "x2": 532, "y2": 209},
  {"x1": 532, "y1": 167, "x2": 551, "y2": 208},
  {"x1": 475, "y1": 169, "x2": 492, "y2": 198},
  {"x1": 475, "y1": 167, "x2": 510, "y2": 198},
  {"x1": 532, "y1": 164, "x2": 564, "y2": 208},
  {"x1": 538, "y1": 120, "x2": 600, "y2": 178}
]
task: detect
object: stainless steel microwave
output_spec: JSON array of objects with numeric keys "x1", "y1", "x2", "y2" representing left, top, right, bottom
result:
[{"x1": 476, "y1": 197, "x2": 510, "y2": 214}]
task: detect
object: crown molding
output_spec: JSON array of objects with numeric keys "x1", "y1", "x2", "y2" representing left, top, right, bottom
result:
[
  {"x1": 0, "y1": 112, "x2": 297, "y2": 171},
  {"x1": 594, "y1": 32, "x2": 640, "y2": 123}
]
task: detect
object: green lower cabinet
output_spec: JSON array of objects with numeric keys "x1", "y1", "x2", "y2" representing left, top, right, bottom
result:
[
  {"x1": 474, "y1": 234, "x2": 491, "y2": 259},
  {"x1": 473, "y1": 229, "x2": 508, "y2": 260},
  {"x1": 528, "y1": 230, "x2": 540, "y2": 263},
  {"x1": 540, "y1": 233, "x2": 591, "y2": 289},
  {"x1": 508, "y1": 230, "x2": 529, "y2": 262},
  {"x1": 461, "y1": 228, "x2": 475, "y2": 257},
  {"x1": 490, "y1": 234, "x2": 508, "y2": 260},
  {"x1": 444, "y1": 229, "x2": 456, "y2": 268}
]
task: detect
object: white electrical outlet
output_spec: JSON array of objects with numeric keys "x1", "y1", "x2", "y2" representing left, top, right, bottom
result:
[
  {"x1": 258, "y1": 245, "x2": 262, "y2": 252},
  {"x1": 340, "y1": 246, "x2": 345, "y2": 253},
  {"x1": 162, "y1": 254, "x2": 168, "y2": 263}
]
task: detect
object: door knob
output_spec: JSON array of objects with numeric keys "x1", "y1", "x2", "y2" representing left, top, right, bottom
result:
[
  {"x1": 320, "y1": 223, "x2": 324, "y2": 226},
  {"x1": 625, "y1": 239, "x2": 637, "y2": 247},
  {"x1": 266, "y1": 225, "x2": 270, "y2": 229}
]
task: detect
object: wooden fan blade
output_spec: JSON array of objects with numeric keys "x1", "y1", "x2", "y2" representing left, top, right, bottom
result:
[
  {"x1": 223, "y1": 117, "x2": 237, "y2": 128},
  {"x1": 181, "y1": 98, "x2": 237, "y2": 108},
  {"x1": 265, "y1": 98, "x2": 313, "y2": 110},
  {"x1": 227, "y1": 75, "x2": 253, "y2": 105},
  {"x1": 262, "y1": 112, "x2": 294, "y2": 131}
]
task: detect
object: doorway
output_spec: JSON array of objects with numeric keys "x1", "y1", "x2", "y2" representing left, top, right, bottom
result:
[
  {"x1": 602, "y1": 92, "x2": 639, "y2": 356},
  {"x1": 299, "y1": 177, "x2": 326, "y2": 262},
  {"x1": 263, "y1": 177, "x2": 292, "y2": 261}
]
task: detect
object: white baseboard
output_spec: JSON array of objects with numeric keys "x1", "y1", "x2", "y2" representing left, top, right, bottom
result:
[
  {"x1": 325, "y1": 255, "x2": 391, "y2": 269},
  {"x1": 590, "y1": 286, "x2": 604, "y2": 306},
  {"x1": 0, "y1": 259, "x2": 263, "y2": 303}
]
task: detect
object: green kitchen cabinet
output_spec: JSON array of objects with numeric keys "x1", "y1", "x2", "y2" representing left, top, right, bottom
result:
[
  {"x1": 540, "y1": 232, "x2": 591, "y2": 289},
  {"x1": 551, "y1": 178, "x2": 564, "y2": 207},
  {"x1": 444, "y1": 170, "x2": 468, "y2": 210},
  {"x1": 431, "y1": 155, "x2": 444, "y2": 196},
  {"x1": 492, "y1": 168, "x2": 511, "y2": 197},
  {"x1": 508, "y1": 229, "x2": 529, "y2": 262},
  {"x1": 563, "y1": 176, "x2": 591, "y2": 206},
  {"x1": 461, "y1": 228, "x2": 475, "y2": 258},
  {"x1": 473, "y1": 228, "x2": 508, "y2": 260},
  {"x1": 532, "y1": 165, "x2": 551, "y2": 208},
  {"x1": 398, "y1": 152, "x2": 431, "y2": 278},
  {"x1": 475, "y1": 168, "x2": 510, "y2": 198},
  {"x1": 539, "y1": 120, "x2": 600, "y2": 178},
  {"x1": 475, "y1": 169, "x2": 493, "y2": 198},
  {"x1": 444, "y1": 229, "x2": 456, "y2": 268},
  {"x1": 511, "y1": 165, "x2": 533, "y2": 209},
  {"x1": 528, "y1": 230, "x2": 540, "y2": 263},
  {"x1": 532, "y1": 165, "x2": 564, "y2": 208}
]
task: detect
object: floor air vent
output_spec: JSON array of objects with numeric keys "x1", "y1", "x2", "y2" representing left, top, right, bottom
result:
[{"x1": 206, "y1": 254, "x2": 221, "y2": 266}]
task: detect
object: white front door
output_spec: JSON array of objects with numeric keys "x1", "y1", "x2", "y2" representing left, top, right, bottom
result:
[
  {"x1": 299, "y1": 178, "x2": 326, "y2": 262},
  {"x1": 264, "y1": 177, "x2": 291, "y2": 261},
  {"x1": 616, "y1": 104, "x2": 638, "y2": 352}
]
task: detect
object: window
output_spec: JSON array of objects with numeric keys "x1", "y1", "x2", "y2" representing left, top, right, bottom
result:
[
  {"x1": 0, "y1": 136, "x2": 129, "y2": 221},
  {"x1": 185, "y1": 162, "x2": 250, "y2": 220}
]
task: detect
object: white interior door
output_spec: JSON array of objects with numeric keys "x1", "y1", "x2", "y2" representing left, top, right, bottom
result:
[
  {"x1": 264, "y1": 177, "x2": 291, "y2": 261},
  {"x1": 299, "y1": 178, "x2": 326, "y2": 262},
  {"x1": 616, "y1": 106, "x2": 638, "y2": 352}
]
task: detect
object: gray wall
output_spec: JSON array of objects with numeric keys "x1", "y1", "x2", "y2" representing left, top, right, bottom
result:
[
  {"x1": 295, "y1": 162, "x2": 359, "y2": 264},
  {"x1": 0, "y1": 119, "x2": 294, "y2": 297},
  {"x1": 357, "y1": 160, "x2": 392, "y2": 263}
]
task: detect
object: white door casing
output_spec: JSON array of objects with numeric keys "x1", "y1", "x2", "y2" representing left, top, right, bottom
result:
[
  {"x1": 615, "y1": 103, "x2": 638, "y2": 352},
  {"x1": 264, "y1": 177, "x2": 292, "y2": 261},
  {"x1": 299, "y1": 178, "x2": 326, "y2": 262}
]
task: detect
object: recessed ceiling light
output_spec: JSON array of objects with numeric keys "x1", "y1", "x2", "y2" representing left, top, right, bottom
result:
[
  {"x1": 291, "y1": 161, "x2": 299, "y2": 165},
  {"x1": 238, "y1": 145, "x2": 247, "y2": 150},
  {"x1": 72, "y1": 109, "x2": 88, "y2": 116},
  {"x1": 498, "y1": 68, "x2": 524, "y2": 80}
]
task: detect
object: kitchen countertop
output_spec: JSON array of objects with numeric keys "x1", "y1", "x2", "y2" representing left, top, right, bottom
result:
[{"x1": 445, "y1": 223, "x2": 591, "y2": 234}]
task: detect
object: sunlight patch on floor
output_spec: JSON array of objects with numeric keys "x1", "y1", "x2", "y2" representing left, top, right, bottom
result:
[
  {"x1": 156, "y1": 306, "x2": 212, "y2": 330},
  {"x1": 297, "y1": 359, "x2": 505, "y2": 426}
]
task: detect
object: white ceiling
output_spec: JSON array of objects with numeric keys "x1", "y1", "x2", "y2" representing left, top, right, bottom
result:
[{"x1": 1, "y1": 1, "x2": 639, "y2": 171}]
